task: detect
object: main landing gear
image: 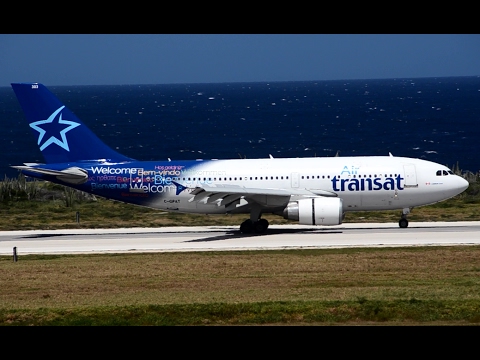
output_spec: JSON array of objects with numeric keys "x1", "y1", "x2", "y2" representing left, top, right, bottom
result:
[
  {"x1": 240, "y1": 203, "x2": 269, "y2": 234},
  {"x1": 399, "y1": 207, "x2": 410, "y2": 228},
  {"x1": 240, "y1": 218, "x2": 270, "y2": 234}
]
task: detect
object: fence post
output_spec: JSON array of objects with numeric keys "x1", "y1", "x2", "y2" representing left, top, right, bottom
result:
[{"x1": 13, "y1": 247, "x2": 17, "y2": 262}]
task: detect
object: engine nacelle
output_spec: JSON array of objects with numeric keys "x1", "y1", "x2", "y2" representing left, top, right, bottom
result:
[{"x1": 282, "y1": 197, "x2": 343, "y2": 225}]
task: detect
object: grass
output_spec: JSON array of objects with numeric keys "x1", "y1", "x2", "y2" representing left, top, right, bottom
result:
[
  {"x1": 1, "y1": 247, "x2": 480, "y2": 325},
  {"x1": 2, "y1": 300, "x2": 480, "y2": 326}
]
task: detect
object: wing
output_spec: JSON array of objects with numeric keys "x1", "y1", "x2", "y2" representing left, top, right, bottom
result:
[{"x1": 176, "y1": 182, "x2": 337, "y2": 211}]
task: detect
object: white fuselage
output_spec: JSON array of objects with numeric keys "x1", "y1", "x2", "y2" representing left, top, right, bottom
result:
[{"x1": 145, "y1": 156, "x2": 468, "y2": 214}]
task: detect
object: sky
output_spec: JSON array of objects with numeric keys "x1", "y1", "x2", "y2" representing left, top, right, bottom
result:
[{"x1": 1, "y1": 34, "x2": 479, "y2": 87}]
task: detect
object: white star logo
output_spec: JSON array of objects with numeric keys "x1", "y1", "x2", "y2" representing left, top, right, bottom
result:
[{"x1": 29, "y1": 106, "x2": 81, "y2": 152}]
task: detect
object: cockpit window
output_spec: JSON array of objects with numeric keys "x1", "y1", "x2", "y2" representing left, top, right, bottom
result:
[{"x1": 436, "y1": 170, "x2": 451, "y2": 176}]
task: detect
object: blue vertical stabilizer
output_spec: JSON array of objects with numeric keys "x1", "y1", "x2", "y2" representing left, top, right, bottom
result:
[{"x1": 11, "y1": 83, "x2": 134, "y2": 164}]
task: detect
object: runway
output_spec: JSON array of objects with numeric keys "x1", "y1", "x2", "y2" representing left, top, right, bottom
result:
[{"x1": 1, "y1": 221, "x2": 480, "y2": 255}]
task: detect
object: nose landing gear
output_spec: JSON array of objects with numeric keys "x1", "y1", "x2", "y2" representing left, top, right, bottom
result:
[{"x1": 399, "y1": 207, "x2": 410, "y2": 228}]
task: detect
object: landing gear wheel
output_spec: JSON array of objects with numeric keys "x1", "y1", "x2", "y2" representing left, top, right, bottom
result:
[
  {"x1": 253, "y1": 219, "x2": 269, "y2": 233},
  {"x1": 240, "y1": 219, "x2": 254, "y2": 234},
  {"x1": 399, "y1": 207, "x2": 410, "y2": 228},
  {"x1": 399, "y1": 218, "x2": 409, "y2": 228}
]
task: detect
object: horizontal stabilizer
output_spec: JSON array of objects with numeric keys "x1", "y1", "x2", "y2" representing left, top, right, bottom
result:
[{"x1": 11, "y1": 165, "x2": 89, "y2": 185}]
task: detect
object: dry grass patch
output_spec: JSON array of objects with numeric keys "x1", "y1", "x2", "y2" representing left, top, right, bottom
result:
[{"x1": 2, "y1": 247, "x2": 480, "y2": 311}]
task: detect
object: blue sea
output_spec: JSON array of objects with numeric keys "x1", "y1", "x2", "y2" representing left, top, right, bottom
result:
[{"x1": 1, "y1": 77, "x2": 480, "y2": 179}]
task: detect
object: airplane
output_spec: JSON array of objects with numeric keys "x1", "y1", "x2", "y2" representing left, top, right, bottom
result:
[{"x1": 10, "y1": 82, "x2": 469, "y2": 233}]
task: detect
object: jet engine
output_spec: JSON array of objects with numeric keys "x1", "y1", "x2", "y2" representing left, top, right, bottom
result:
[{"x1": 282, "y1": 197, "x2": 343, "y2": 225}]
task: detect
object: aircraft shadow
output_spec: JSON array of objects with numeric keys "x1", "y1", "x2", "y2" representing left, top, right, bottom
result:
[
  {"x1": 183, "y1": 227, "x2": 343, "y2": 243},
  {"x1": 20, "y1": 233, "x2": 70, "y2": 239}
]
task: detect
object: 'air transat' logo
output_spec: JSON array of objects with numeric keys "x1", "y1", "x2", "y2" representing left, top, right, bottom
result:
[
  {"x1": 29, "y1": 106, "x2": 81, "y2": 151},
  {"x1": 331, "y1": 175, "x2": 404, "y2": 192}
]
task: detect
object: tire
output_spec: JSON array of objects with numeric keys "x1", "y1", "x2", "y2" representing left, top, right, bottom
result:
[
  {"x1": 399, "y1": 218, "x2": 409, "y2": 228},
  {"x1": 253, "y1": 219, "x2": 269, "y2": 233},
  {"x1": 240, "y1": 220, "x2": 253, "y2": 234}
]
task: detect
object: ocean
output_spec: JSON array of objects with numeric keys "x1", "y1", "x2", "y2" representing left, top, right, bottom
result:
[{"x1": 1, "y1": 76, "x2": 480, "y2": 179}]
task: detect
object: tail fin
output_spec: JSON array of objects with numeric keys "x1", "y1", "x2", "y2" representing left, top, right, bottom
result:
[{"x1": 11, "y1": 83, "x2": 134, "y2": 164}]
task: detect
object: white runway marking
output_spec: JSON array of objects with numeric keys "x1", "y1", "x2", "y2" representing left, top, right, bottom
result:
[{"x1": 1, "y1": 222, "x2": 480, "y2": 255}]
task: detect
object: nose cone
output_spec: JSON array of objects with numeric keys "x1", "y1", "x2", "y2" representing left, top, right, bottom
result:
[
  {"x1": 458, "y1": 176, "x2": 469, "y2": 194},
  {"x1": 452, "y1": 175, "x2": 470, "y2": 196},
  {"x1": 441, "y1": 175, "x2": 469, "y2": 200}
]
